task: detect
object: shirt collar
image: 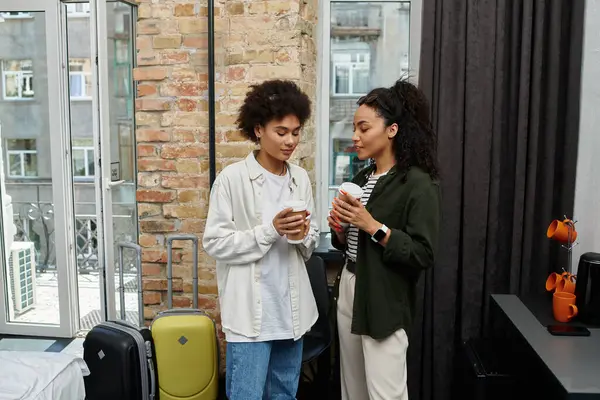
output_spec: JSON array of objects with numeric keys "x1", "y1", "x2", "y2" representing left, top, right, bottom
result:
[{"x1": 245, "y1": 151, "x2": 298, "y2": 187}]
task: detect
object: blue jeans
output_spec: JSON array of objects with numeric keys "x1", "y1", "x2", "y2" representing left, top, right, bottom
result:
[{"x1": 226, "y1": 339, "x2": 304, "y2": 400}]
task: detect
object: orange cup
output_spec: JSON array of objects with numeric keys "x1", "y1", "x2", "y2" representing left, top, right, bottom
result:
[
  {"x1": 556, "y1": 274, "x2": 576, "y2": 294},
  {"x1": 547, "y1": 219, "x2": 577, "y2": 243},
  {"x1": 552, "y1": 292, "x2": 578, "y2": 323},
  {"x1": 546, "y1": 272, "x2": 563, "y2": 292}
]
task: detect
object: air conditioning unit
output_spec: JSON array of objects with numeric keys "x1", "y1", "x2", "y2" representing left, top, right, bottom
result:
[{"x1": 8, "y1": 241, "x2": 37, "y2": 314}]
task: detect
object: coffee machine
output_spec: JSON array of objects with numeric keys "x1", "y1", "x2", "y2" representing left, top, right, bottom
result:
[{"x1": 575, "y1": 252, "x2": 600, "y2": 325}]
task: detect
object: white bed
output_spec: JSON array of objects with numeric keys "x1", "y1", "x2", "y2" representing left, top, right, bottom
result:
[{"x1": 0, "y1": 351, "x2": 89, "y2": 400}]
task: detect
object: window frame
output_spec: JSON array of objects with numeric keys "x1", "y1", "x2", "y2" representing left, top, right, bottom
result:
[
  {"x1": 331, "y1": 51, "x2": 371, "y2": 96},
  {"x1": 316, "y1": 0, "x2": 422, "y2": 231},
  {"x1": 0, "y1": 12, "x2": 34, "y2": 20},
  {"x1": 72, "y1": 146, "x2": 95, "y2": 178},
  {"x1": 68, "y1": 59, "x2": 92, "y2": 100},
  {"x1": 2, "y1": 60, "x2": 35, "y2": 101},
  {"x1": 6, "y1": 139, "x2": 38, "y2": 179},
  {"x1": 65, "y1": 3, "x2": 90, "y2": 17}
]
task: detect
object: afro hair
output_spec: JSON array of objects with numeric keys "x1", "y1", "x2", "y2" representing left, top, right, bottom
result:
[{"x1": 236, "y1": 80, "x2": 312, "y2": 142}]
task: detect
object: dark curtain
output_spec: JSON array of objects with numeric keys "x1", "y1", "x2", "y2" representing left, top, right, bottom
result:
[{"x1": 410, "y1": 1, "x2": 585, "y2": 399}]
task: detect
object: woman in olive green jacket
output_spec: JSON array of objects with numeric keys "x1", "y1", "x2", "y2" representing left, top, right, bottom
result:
[{"x1": 329, "y1": 79, "x2": 441, "y2": 400}]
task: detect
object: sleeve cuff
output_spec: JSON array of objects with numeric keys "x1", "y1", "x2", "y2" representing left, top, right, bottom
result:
[
  {"x1": 257, "y1": 222, "x2": 280, "y2": 245},
  {"x1": 383, "y1": 228, "x2": 411, "y2": 263}
]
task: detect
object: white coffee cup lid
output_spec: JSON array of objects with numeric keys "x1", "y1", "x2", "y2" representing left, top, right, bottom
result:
[
  {"x1": 339, "y1": 182, "x2": 363, "y2": 198},
  {"x1": 283, "y1": 200, "x2": 306, "y2": 212}
]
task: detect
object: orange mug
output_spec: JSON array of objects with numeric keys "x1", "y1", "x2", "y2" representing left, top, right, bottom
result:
[
  {"x1": 556, "y1": 274, "x2": 576, "y2": 294},
  {"x1": 547, "y1": 219, "x2": 577, "y2": 243},
  {"x1": 545, "y1": 271, "x2": 572, "y2": 292},
  {"x1": 553, "y1": 292, "x2": 578, "y2": 323}
]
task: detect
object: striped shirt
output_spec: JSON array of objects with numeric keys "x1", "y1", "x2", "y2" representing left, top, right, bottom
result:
[{"x1": 346, "y1": 172, "x2": 386, "y2": 262}]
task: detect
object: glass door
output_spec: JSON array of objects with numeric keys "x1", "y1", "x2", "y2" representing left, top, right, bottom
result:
[
  {"x1": 0, "y1": 0, "x2": 78, "y2": 337},
  {"x1": 92, "y1": 0, "x2": 138, "y2": 323}
]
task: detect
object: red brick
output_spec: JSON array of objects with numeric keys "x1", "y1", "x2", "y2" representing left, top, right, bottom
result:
[
  {"x1": 133, "y1": 67, "x2": 168, "y2": 81},
  {"x1": 172, "y1": 296, "x2": 192, "y2": 307},
  {"x1": 161, "y1": 144, "x2": 207, "y2": 159},
  {"x1": 137, "y1": 20, "x2": 160, "y2": 35},
  {"x1": 137, "y1": 189, "x2": 176, "y2": 203},
  {"x1": 138, "y1": 159, "x2": 177, "y2": 172},
  {"x1": 226, "y1": 66, "x2": 247, "y2": 81},
  {"x1": 182, "y1": 35, "x2": 208, "y2": 49},
  {"x1": 160, "y1": 82, "x2": 201, "y2": 97},
  {"x1": 139, "y1": 235, "x2": 159, "y2": 248},
  {"x1": 198, "y1": 283, "x2": 218, "y2": 295},
  {"x1": 197, "y1": 295, "x2": 217, "y2": 310},
  {"x1": 138, "y1": 203, "x2": 162, "y2": 219},
  {"x1": 163, "y1": 205, "x2": 205, "y2": 219},
  {"x1": 153, "y1": 35, "x2": 182, "y2": 49},
  {"x1": 136, "y1": 98, "x2": 172, "y2": 111},
  {"x1": 142, "y1": 263, "x2": 163, "y2": 276},
  {"x1": 161, "y1": 51, "x2": 190, "y2": 65},
  {"x1": 177, "y1": 190, "x2": 200, "y2": 203},
  {"x1": 137, "y1": 36, "x2": 152, "y2": 50},
  {"x1": 137, "y1": 129, "x2": 170, "y2": 142},
  {"x1": 176, "y1": 98, "x2": 197, "y2": 112},
  {"x1": 137, "y1": 50, "x2": 160, "y2": 66},
  {"x1": 137, "y1": 84, "x2": 157, "y2": 97},
  {"x1": 161, "y1": 175, "x2": 207, "y2": 189},
  {"x1": 143, "y1": 278, "x2": 167, "y2": 291},
  {"x1": 180, "y1": 219, "x2": 205, "y2": 233},
  {"x1": 142, "y1": 249, "x2": 182, "y2": 263},
  {"x1": 143, "y1": 291, "x2": 161, "y2": 305},
  {"x1": 226, "y1": 2, "x2": 245, "y2": 15},
  {"x1": 138, "y1": 173, "x2": 161, "y2": 188},
  {"x1": 174, "y1": 3, "x2": 196, "y2": 17},
  {"x1": 140, "y1": 220, "x2": 178, "y2": 233},
  {"x1": 137, "y1": 144, "x2": 157, "y2": 157},
  {"x1": 173, "y1": 129, "x2": 202, "y2": 143}
]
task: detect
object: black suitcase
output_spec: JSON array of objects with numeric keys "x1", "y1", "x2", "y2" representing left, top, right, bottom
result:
[{"x1": 83, "y1": 242, "x2": 157, "y2": 400}]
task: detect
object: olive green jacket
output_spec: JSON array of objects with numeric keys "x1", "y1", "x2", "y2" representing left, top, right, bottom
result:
[{"x1": 332, "y1": 164, "x2": 441, "y2": 339}]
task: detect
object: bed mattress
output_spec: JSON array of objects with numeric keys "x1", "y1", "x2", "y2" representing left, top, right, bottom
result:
[{"x1": 0, "y1": 351, "x2": 90, "y2": 400}]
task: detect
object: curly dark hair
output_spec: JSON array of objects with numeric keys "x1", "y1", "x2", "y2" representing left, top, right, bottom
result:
[
  {"x1": 357, "y1": 79, "x2": 440, "y2": 180},
  {"x1": 236, "y1": 80, "x2": 312, "y2": 143}
]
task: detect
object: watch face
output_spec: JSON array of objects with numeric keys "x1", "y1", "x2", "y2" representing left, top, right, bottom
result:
[{"x1": 373, "y1": 229, "x2": 386, "y2": 242}]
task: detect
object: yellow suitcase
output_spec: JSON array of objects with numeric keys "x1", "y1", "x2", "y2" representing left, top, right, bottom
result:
[{"x1": 151, "y1": 234, "x2": 219, "y2": 400}]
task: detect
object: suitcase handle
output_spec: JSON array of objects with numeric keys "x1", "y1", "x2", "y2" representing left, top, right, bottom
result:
[
  {"x1": 166, "y1": 234, "x2": 199, "y2": 309},
  {"x1": 117, "y1": 241, "x2": 144, "y2": 327}
]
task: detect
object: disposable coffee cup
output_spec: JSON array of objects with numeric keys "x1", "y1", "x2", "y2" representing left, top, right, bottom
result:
[
  {"x1": 283, "y1": 200, "x2": 308, "y2": 244},
  {"x1": 335, "y1": 182, "x2": 363, "y2": 228}
]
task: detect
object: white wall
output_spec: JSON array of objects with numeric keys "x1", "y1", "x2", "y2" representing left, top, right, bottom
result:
[{"x1": 573, "y1": 0, "x2": 600, "y2": 274}]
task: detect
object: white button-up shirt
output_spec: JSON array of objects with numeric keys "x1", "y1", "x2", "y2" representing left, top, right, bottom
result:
[{"x1": 202, "y1": 152, "x2": 319, "y2": 340}]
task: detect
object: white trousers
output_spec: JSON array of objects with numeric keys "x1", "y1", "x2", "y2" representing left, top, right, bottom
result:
[{"x1": 337, "y1": 267, "x2": 409, "y2": 400}]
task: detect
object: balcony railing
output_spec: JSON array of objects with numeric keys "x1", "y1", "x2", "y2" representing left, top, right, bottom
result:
[{"x1": 10, "y1": 200, "x2": 137, "y2": 275}]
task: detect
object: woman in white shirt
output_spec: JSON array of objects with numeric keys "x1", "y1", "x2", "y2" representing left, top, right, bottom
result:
[{"x1": 202, "y1": 80, "x2": 319, "y2": 400}]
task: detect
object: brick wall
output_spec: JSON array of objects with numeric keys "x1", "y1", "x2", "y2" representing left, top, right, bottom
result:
[{"x1": 134, "y1": 0, "x2": 318, "y2": 361}]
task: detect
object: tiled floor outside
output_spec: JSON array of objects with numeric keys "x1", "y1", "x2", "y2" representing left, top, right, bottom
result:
[{"x1": 11, "y1": 271, "x2": 140, "y2": 329}]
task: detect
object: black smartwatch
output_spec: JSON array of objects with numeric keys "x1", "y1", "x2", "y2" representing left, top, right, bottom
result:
[{"x1": 371, "y1": 224, "x2": 389, "y2": 243}]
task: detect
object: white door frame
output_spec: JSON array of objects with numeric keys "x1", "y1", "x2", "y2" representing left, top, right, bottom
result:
[
  {"x1": 91, "y1": 0, "x2": 138, "y2": 322},
  {"x1": 90, "y1": 0, "x2": 116, "y2": 321},
  {"x1": 0, "y1": 0, "x2": 78, "y2": 338}
]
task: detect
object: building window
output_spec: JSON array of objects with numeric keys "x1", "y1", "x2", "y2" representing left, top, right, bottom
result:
[
  {"x1": 72, "y1": 139, "x2": 95, "y2": 178},
  {"x1": 332, "y1": 51, "x2": 370, "y2": 96},
  {"x1": 317, "y1": 0, "x2": 419, "y2": 229},
  {"x1": 0, "y1": 12, "x2": 33, "y2": 19},
  {"x1": 6, "y1": 139, "x2": 37, "y2": 178},
  {"x1": 65, "y1": 3, "x2": 90, "y2": 16},
  {"x1": 69, "y1": 59, "x2": 92, "y2": 99},
  {"x1": 2, "y1": 60, "x2": 34, "y2": 100}
]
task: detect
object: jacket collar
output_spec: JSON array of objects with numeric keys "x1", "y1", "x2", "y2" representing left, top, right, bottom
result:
[
  {"x1": 356, "y1": 162, "x2": 403, "y2": 184},
  {"x1": 245, "y1": 151, "x2": 298, "y2": 188}
]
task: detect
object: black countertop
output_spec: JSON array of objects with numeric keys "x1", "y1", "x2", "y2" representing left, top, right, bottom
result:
[{"x1": 492, "y1": 294, "x2": 600, "y2": 398}]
